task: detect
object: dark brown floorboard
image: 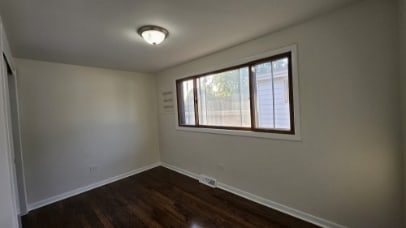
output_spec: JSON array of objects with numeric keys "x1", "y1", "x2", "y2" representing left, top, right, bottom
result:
[{"x1": 22, "y1": 167, "x2": 319, "y2": 228}]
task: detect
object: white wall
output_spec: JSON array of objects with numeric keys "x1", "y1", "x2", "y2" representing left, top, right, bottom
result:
[
  {"x1": 16, "y1": 59, "x2": 160, "y2": 207},
  {"x1": 156, "y1": 0, "x2": 403, "y2": 227}
]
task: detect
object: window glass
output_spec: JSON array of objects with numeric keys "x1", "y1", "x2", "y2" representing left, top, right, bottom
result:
[
  {"x1": 176, "y1": 52, "x2": 294, "y2": 134},
  {"x1": 253, "y1": 58, "x2": 290, "y2": 130},
  {"x1": 197, "y1": 67, "x2": 251, "y2": 127},
  {"x1": 177, "y1": 79, "x2": 195, "y2": 125}
]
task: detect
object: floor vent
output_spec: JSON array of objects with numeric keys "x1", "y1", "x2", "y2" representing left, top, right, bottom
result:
[{"x1": 199, "y1": 175, "x2": 217, "y2": 188}]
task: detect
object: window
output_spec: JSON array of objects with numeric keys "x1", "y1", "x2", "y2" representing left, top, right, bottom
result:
[{"x1": 176, "y1": 51, "x2": 296, "y2": 135}]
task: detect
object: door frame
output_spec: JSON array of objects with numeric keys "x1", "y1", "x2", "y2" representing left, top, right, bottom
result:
[
  {"x1": 4, "y1": 57, "x2": 28, "y2": 215},
  {"x1": 0, "y1": 53, "x2": 20, "y2": 228}
]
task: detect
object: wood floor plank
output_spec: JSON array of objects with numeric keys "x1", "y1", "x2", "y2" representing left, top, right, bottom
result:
[{"x1": 22, "y1": 167, "x2": 319, "y2": 228}]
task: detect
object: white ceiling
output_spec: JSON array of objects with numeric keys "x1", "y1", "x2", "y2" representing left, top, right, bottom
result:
[{"x1": 0, "y1": 0, "x2": 361, "y2": 73}]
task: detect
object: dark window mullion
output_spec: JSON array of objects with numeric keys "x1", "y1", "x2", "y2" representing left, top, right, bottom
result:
[
  {"x1": 287, "y1": 54, "x2": 295, "y2": 134},
  {"x1": 249, "y1": 65, "x2": 257, "y2": 130},
  {"x1": 193, "y1": 78, "x2": 199, "y2": 126}
]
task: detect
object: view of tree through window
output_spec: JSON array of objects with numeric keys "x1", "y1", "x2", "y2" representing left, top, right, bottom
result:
[
  {"x1": 197, "y1": 67, "x2": 250, "y2": 127},
  {"x1": 176, "y1": 52, "x2": 294, "y2": 134}
]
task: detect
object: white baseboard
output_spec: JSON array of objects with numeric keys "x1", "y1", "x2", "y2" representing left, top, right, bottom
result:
[
  {"x1": 161, "y1": 162, "x2": 346, "y2": 228},
  {"x1": 161, "y1": 162, "x2": 200, "y2": 179},
  {"x1": 28, "y1": 162, "x2": 161, "y2": 212}
]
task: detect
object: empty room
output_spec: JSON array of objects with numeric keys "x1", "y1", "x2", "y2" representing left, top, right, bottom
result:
[{"x1": 0, "y1": 0, "x2": 405, "y2": 227}]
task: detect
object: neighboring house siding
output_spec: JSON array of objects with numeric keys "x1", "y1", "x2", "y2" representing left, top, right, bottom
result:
[{"x1": 256, "y1": 71, "x2": 290, "y2": 129}]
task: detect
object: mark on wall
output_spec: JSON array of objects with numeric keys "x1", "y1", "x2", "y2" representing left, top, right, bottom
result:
[{"x1": 161, "y1": 91, "x2": 174, "y2": 114}]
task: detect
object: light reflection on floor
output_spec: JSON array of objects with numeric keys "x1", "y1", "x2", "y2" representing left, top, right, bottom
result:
[{"x1": 189, "y1": 222, "x2": 203, "y2": 228}]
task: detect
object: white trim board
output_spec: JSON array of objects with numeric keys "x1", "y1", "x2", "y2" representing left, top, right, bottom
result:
[
  {"x1": 27, "y1": 162, "x2": 161, "y2": 212},
  {"x1": 173, "y1": 45, "x2": 302, "y2": 142},
  {"x1": 161, "y1": 162, "x2": 346, "y2": 228}
]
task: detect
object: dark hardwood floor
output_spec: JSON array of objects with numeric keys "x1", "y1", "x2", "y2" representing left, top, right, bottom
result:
[{"x1": 22, "y1": 167, "x2": 318, "y2": 228}]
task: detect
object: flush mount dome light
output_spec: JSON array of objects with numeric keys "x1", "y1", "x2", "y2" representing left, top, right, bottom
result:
[{"x1": 137, "y1": 25, "x2": 169, "y2": 45}]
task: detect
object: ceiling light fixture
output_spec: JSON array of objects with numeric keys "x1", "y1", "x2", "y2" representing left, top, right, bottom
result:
[{"x1": 137, "y1": 25, "x2": 169, "y2": 45}]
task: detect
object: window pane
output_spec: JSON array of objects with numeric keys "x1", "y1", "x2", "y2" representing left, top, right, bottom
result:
[
  {"x1": 197, "y1": 67, "x2": 251, "y2": 127},
  {"x1": 254, "y1": 57, "x2": 291, "y2": 130},
  {"x1": 273, "y1": 58, "x2": 290, "y2": 129},
  {"x1": 177, "y1": 79, "x2": 195, "y2": 125}
]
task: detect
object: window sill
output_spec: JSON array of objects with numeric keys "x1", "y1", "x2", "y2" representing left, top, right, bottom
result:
[{"x1": 176, "y1": 126, "x2": 301, "y2": 141}]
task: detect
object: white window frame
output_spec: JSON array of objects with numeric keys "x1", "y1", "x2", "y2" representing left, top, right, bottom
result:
[{"x1": 173, "y1": 45, "x2": 301, "y2": 141}]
